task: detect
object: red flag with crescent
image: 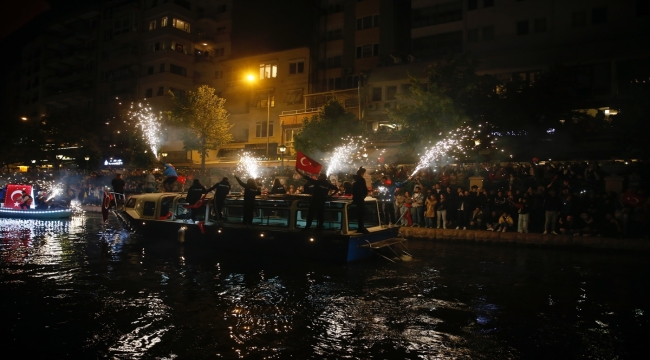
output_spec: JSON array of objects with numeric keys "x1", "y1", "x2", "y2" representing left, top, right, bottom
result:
[
  {"x1": 295, "y1": 150, "x2": 322, "y2": 175},
  {"x1": 4, "y1": 184, "x2": 32, "y2": 209}
]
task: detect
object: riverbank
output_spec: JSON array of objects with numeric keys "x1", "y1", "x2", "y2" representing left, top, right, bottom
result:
[{"x1": 401, "y1": 227, "x2": 650, "y2": 251}]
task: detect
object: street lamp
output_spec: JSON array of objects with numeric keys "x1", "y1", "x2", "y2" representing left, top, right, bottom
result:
[
  {"x1": 246, "y1": 74, "x2": 272, "y2": 159},
  {"x1": 21, "y1": 117, "x2": 28, "y2": 121},
  {"x1": 84, "y1": 156, "x2": 90, "y2": 173},
  {"x1": 278, "y1": 144, "x2": 287, "y2": 173},
  {"x1": 56, "y1": 154, "x2": 63, "y2": 171}
]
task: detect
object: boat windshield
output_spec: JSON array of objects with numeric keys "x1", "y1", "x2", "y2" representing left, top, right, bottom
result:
[{"x1": 346, "y1": 202, "x2": 381, "y2": 231}]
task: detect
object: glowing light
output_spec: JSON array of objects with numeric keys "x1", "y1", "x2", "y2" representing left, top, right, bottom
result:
[
  {"x1": 236, "y1": 152, "x2": 261, "y2": 179},
  {"x1": 129, "y1": 102, "x2": 162, "y2": 156},
  {"x1": 326, "y1": 135, "x2": 367, "y2": 176}
]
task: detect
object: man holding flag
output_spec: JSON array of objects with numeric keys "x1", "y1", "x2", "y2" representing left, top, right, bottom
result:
[{"x1": 295, "y1": 151, "x2": 338, "y2": 231}]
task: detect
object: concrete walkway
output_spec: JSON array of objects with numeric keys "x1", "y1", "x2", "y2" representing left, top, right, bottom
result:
[{"x1": 400, "y1": 227, "x2": 650, "y2": 251}]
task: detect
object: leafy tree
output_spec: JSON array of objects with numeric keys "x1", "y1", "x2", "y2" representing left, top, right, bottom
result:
[
  {"x1": 387, "y1": 55, "x2": 486, "y2": 154},
  {"x1": 168, "y1": 85, "x2": 233, "y2": 170},
  {"x1": 293, "y1": 98, "x2": 365, "y2": 154}
]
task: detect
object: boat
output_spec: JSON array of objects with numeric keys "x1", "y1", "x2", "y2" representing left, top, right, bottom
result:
[
  {"x1": 0, "y1": 207, "x2": 73, "y2": 220},
  {"x1": 113, "y1": 192, "x2": 410, "y2": 262}
]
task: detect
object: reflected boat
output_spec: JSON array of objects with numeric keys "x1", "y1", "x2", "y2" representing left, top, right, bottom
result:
[
  {"x1": 114, "y1": 192, "x2": 409, "y2": 262},
  {"x1": 0, "y1": 207, "x2": 73, "y2": 220}
]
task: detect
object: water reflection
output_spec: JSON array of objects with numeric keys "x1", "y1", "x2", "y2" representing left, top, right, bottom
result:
[{"x1": 0, "y1": 214, "x2": 648, "y2": 359}]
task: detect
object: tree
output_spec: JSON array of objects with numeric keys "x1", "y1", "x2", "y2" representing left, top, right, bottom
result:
[
  {"x1": 293, "y1": 98, "x2": 365, "y2": 154},
  {"x1": 387, "y1": 55, "x2": 486, "y2": 155},
  {"x1": 168, "y1": 85, "x2": 233, "y2": 170}
]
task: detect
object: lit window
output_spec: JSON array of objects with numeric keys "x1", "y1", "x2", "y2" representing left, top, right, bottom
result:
[
  {"x1": 149, "y1": 20, "x2": 157, "y2": 30},
  {"x1": 161, "y1": 17, "x2": 168, "y2": 27},
  {"x1": 259, "y1": 63, "x2": 277, "y2": 79},
  {"x1": 284, "y1": 89, "x2": 303, "y2": 104},
  {"x1": 172, "y1": 18, "x2": 191, "y2": 33},
  {"x1": 253, "y1": 92, "x2": 275, "y2": 108}
]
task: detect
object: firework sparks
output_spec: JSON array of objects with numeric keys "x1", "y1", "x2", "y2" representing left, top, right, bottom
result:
[
  {"x1": 326, "y1": 136, "x2": 367, "y2": 176},
  {"x1": 129, "y1": 102, "x2": 161, "y2": 156},
  {"x1": 236, "y1": 152, "x2": 261, "y2": 179}
]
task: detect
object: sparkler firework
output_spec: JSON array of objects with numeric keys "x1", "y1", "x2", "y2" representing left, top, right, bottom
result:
[
  {"x1": 326, "y1": 136, "x2": 368, "y2": 176},
  {"x1": 236, "y1": 152, "x2": 261, "y2": 179},
  {"x1": 129, "y1": 103, "x2": 161, "y2": 156}
]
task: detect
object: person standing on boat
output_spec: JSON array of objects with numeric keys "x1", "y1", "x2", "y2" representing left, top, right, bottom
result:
[
  {"x1": 111, "y1": 173, "x2": 125, "y2": 195},
  {"x1": 302, "y1": 173, "x2": 339, "y2": 231},
  {"x1": 353, "y1": 167, "x2": 370, "y2": 233},
  {"x1": 270, "y1": 178, "x2": 286, "y2": 194},
  {"x1": 206, "y1": 177, "x2": 231, "y2": 221},
  {"x1": 159, "y1": 162, "x2": 178, "y2": 192},
  {"x1": 186, "y1": 179, "x2": 207, "y2": 222},
  {"x1": 234, "y1": 175, "x2": 261, "y2": 225}
]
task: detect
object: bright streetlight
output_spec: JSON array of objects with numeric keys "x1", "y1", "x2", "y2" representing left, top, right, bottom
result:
[{"x1": 278, "y1": 144, "x2": 287, "y2": 173}]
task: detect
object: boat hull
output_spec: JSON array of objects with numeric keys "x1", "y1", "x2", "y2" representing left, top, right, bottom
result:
[
  {"x1": 116, "y1": 211, "x2": 401, "y2": 262},
  {"x1": 0, "y1": 208, "x2": 73, "y2": 220}
]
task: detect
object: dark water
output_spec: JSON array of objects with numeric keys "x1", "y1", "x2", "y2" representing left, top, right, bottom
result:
[{"x1": 0, "y1": 214, "x2": 648, "y2": 359}]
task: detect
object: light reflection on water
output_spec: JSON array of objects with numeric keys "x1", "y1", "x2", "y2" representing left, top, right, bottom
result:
[{"x1": 0, "y1": 213, "x2": 648, "y2": 359}]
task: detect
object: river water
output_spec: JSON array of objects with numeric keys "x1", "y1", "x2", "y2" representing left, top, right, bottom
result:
[{"x1": 0, "y1": 214, "x2": 648, "y2": 359}]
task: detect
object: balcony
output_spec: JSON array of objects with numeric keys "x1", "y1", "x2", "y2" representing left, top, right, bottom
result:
[{"x1": 141, "y1": 48, "x2": 195, "y2": 64}]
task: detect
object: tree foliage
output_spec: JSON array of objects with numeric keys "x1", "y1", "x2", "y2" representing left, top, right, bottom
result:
[
  {"x1": 293, "y1": 99, "x2": 365, "y2": 154},
  {"x1": 168, "y1": 85, "x2": 233, "y2": 169}
]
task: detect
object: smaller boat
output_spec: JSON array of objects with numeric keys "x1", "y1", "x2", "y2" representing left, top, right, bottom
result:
[{"x1": 0, "y1": 207, "x2": 73, "y2": 220}]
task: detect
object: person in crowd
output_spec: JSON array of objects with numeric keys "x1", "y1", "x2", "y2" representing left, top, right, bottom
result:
[
  {"x1": 302, "y1": 173, "x2": 339, "y2": 231},
  {"x1": 485, "y1": 210, "x2": 500, "y2": 231},
  {"x1": 19, "y1": 190, "x2": 33, "y2": 209},
  {"x1": 270, "y1": 178, "x2": 286, "y2": 194},
  {"x1": 410, "y1": 185, "x2": 424, "y2": 227},
  {"x1": 111, "y1": 173, "x2": 125, "y2": 194},
  {"x1": 456, "y1": 190, "x2": 469, "y2": 230},
  {"x1": 206, "y1": 177, "x2": 231, "y2": 222},
  {"x1": 144, "y1": 170, "x2": 157, "y2": 193},
  {"x1": 543, "y1": 189, "x2": 561, "y2": 234},
  {"x1": 517, "y1": 197, "x2": 530, "y2": 233},
  {"x1": 186, "y1": 179, "x2": 206, "y2": 222},
  {"x1": 160, "y1": 161, "x2": 178, "y2": 192},
  {"x1": 377, "y1": 175, "x2": 405, "y2": 226},
  {"x1": 469, "y1": 207, "x2": 484, "y2": 230},
  {"x1": 287, "y1": 184, "x2": 296, "y2": 194},
  {"x1": 495, "y1": 211, "x2": 514, "y2": 232},
  {"x1": 395, "y1": 190, "x2": 408, "y2": 226},
  {"x1": 342, "y1": 181, "x2": 353, "y2": 195},
  {"x1": 436, "y1": 194, "x2": 448, "y2": 229},
  {"x1": 234, "y1": 175, "x2": 261, "y2": 225},
  {"x1": 425, "y1": 194, "x2": 437, "y2": 228},
  {"x1": 353, "y1": 167, "x2": 370, "y2": 233}
]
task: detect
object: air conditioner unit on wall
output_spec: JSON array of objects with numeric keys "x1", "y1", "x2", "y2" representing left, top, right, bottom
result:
[{"x1": 367, "y1": 103, "x2": 377, "y2": 110}]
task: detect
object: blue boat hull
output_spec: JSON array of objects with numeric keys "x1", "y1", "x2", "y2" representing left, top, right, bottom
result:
[{"x1": 0, "y1": 208, "x2": 73, "y2": 220}]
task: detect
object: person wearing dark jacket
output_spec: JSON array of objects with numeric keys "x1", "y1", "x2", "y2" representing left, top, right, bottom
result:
[
  {"x1": 302, "y1": 173, "x2": 338, "y2": 230},
  {"x1": 111, "y1": 174, "x2": 125, "y2": 194},
  {"x1": 235, "y1": 175, "x2": 261, "y2": 225},
  {"x1": 206, "y1": 177, "x2": 231, "y2": 221},
  {"x1": 186, "y1": 179, "x2": 206, "y2": 221},
  {"x1": 353, "y1": 167, "x2": 370, "y2": 233},
  {"x1": 270, "y1": 179, "x2": 286, "y2": 194},
  {"x1": 543, "y1": 190, "x2": 561, "y2": 234}
]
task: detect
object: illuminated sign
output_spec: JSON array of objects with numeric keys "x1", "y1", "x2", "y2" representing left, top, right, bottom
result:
[{"x1": 104, "y1": 159, "x2": 124, "y2": 166}]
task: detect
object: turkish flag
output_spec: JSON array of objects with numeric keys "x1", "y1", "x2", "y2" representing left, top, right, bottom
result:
[
  {"x1": 4, "y1": 184, "x2": 32, "y2": 209},
  {"x1": 295, "y1": 150, "x2": 322, "y2": 175},
  {"x1": 102, "y1": 191, "x2": 111, "y2": 223}
]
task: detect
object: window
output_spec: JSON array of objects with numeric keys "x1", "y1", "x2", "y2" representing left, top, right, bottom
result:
[
  {"x1": 113, "y1": 15, "x2": 135, "y2": 35},
  {"x1": 534, "y1": 18, "x2": 546, "y2": 32},
  {"x1": 516, "y1": 20, "x2": 529, "y2": 35},
  {"x1": 412, "y1": 1, "x2": 463, "y2": 28},
  {"x1": 160, "y1": 63, "x2": 165, "y2": 72},
  {"x1": 143, "y1": 201, "x2": 156, "y2": 217},
  {"x1": 147, "y1": 66, "x2": 154, "y2": 75},
  {"x1": 145, "y1": 88, "x2": 153, "y2": 97},
  {"x1": 285, "y1": 88, "x2": 303, "y2": 104},
  {"x1": 255, "y1": 121, "x2": 274, "y2": 137},
  {"x1": 401, "y1": 83, "x2": 411, "y2": 95},
  {"x1": 328, "y1": 77, "x2": 342, "y2": 90},
  {"x1": 157, "y1": 86, "x2": 164, "y2": 96},
  {"x1": 483, "y1": 0, "x2": 493, "y2": 7},
  {"x1": 259, "y1": 63, "x2": 277, "y2": 79},
  {"x1": 412, "y1": 31, "x2": 463, "y2": 58},
  {"x1": 149, "y1": 20, "x2": 157, "y2": 30},
  {"x1": 345, "y1": 75, "x2": 359, "y2": 88},
  {"x1": 356, "y1": 44, "x2": 379, "y2": 58},
  {"x1": 253, "y1": 92, "x2": 275, "y2": 108},
  {"x1": 161, "y1": 17, "x2": 168, "y2": 26},
  {"x1": 327, "y1": 1, "x2": 343, "y2": 14},
  {"x1": 327, "y1": 29, "x2": 343, "y2": 40},
  {"x1": 467, "y1": 0, "x2": 477, "y2": 11},
  {"x1": 169, "y1": 87, "x2": 186, "y2": 98},
  {"x1": 172, "y1": 18, "x2": 190, "y2": 32},
  {"x1": 386, "y1": 86, "x2": 397, "y2": 100},
  {"x1": 482, "y1": 26, "x2": 494, "y2": 40},
  {"x1": 217, "y1": 4, "x2": 227, "y2": 13},
  {"x1": 356, "y1": 15, "x2": 380, "y2": 30},
  {"x1": 572, "y1": 11, "x2": 586, "y2": 27},
  {"x1": 467, "y1": 28, "x2": 479, "y2": 42},
  {"x1": 592, "y1": 7, "x2": 607, "y2": 24},
  {"x1": 326, "y1": 56, "x2": 342, "y2": 68},
  {"x1": 289, "y1": 60, "x2": 304, "y2": 74},
  {"x1": 172, "y1": 41, "x2": 185, "y2": 53},
  {"x1": 371, "y1": 87, "x2": 382, "y2": 101},
  {"x1": 215, "y1": 70, "x2": 223, "y2": 79},
  {"x1": 214, "y1": 47, "x2": 225, "y2": 56},
  {"x1": 217, "y1": 26, "x2": 226, "y2": 33},
  {"x1": 170, "y1": 64, "x2": 186, "y2": 76}
]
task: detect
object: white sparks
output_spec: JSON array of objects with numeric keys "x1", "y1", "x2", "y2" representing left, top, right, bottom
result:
[
  {"x1": 326, "y1": 136, "x2": 367, "y2": 176},
  {"x1": 129, "y1": 102, "x2": 161, "y2": 156},
  {"x1": 236, "y1": 152, "x2": 261, "y2": 179}
]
